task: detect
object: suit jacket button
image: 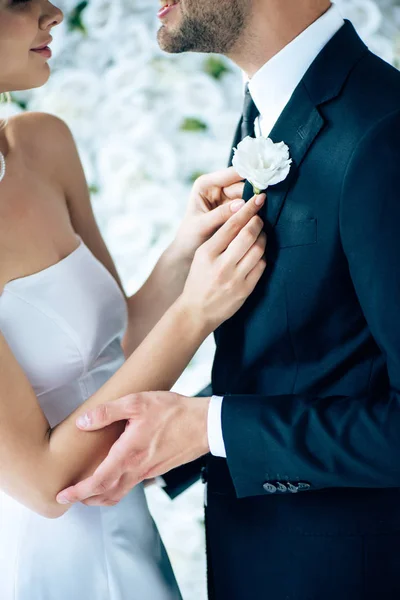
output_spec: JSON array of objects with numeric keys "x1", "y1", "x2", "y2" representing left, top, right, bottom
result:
[
  {"x1": 263, "y1": 482, "x2": 277, "y2": 494},
  {"x1": 276, "y1": 482, "x2": 287, "y2": 492},
  {"x1": 298, "y1": 482, "x2": 311, "y2": 491},
  {"x1": 287, "y1": 483, "x2": 299, "y2": 493}
]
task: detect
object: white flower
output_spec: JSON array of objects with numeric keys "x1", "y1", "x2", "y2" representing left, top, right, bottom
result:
[{"x1": 232, "y1": 136, "x2": 292, "y2": 194}]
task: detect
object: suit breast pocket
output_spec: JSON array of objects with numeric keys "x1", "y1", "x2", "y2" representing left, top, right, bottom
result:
[{"x1": 274, "y1": 218, "x2": 317, "y2": 249}]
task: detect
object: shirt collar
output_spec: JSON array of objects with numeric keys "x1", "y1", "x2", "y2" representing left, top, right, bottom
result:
[{"x1": 247, "y1": 4, "x2": 345, "y2": 121}]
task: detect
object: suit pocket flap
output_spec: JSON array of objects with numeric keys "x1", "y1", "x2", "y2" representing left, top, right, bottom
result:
[{"x1": 275, "y1": 218, "x2": 317, "y2": 249}]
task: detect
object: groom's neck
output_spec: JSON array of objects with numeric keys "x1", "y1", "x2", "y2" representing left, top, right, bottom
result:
[{"x1": 228, "y1": 0, "x2": 332, "y2": 78}]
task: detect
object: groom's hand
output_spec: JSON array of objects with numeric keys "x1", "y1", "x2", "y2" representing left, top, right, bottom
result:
[
  {"x1": 174, "y1": 167, "x2": 245, "y2": 261},
  {"x1": 56, "y1": 393, "x2": 210, "y2": 507}
]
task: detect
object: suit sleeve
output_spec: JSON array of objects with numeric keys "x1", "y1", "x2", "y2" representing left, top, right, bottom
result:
[{"x1": 222, "y1": 109, "x2": 400, "y2": 499}]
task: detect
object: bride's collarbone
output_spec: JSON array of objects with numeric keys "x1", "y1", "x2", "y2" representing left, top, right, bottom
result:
[
  {"x1": 0, "y1": 118, "x2": 80, "y2": 289},
  {"x1": 0, "y1": 168, "x2": 72, "y2": 248},
  {"x1": 0, "y1": 233, "x2": 78, "y2": 293},
  {"x1": 0, "y1": 188, "x2": 79, "y2": 291}
]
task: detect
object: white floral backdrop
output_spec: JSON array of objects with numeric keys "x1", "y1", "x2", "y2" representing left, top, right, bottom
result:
[{"x1": 2, "y1": 1, "x2": 400, "y2": 598}]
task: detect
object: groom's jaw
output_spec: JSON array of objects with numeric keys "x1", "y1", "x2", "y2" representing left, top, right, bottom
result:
[
  {"x1": 157, "y1": 0, "x2": 251, "y2": 56},
  {"x1": 158, "y1": 0, "x2": 180, "y2": 21}
]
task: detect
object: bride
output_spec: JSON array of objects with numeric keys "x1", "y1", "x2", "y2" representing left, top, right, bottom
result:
[{"x1": 0, "y1": 1, "x2": 267, "y2": 599}]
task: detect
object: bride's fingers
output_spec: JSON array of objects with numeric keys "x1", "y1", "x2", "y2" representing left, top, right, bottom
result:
[
  {"x1": 199, "y1": 198, "x2": 245, "y2": 237},
  {"x1": 198, "y1": 166, "x2": 243, "y2": 189},
  {"x1": 245, "y1": 256, "x2": 268, "y2": 289},
  {"x1": 224, "y1": 215, "x2": 264, "y2": 264},
  {"x1": 222, "y1": 182, "x2": 245, "y2": 200},
  {"x1": 206, "y1": 194, "x2": 265, "y2": 257},
  {"x1": 237, "y1": 231, "x2": 267, "y2": 275}
]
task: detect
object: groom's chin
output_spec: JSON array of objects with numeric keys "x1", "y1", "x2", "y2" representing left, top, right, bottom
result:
[{"x1": 157, "y1": 27, "x2": 185, "y2": 54}]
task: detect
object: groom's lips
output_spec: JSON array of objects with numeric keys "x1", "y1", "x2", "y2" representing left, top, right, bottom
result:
[{"x1": 158, "y1": 0, "x2": 180, "y2": 20}]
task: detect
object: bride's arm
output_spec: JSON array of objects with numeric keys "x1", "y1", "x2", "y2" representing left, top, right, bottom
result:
[
  {"x1": 121, "y1": 170, "x2": 246, "y2": 356},
  {"x1": 0, "y1": 192, "x2": 266, "y2": 519},
  {"x1": 0, "y1": 298, "x2": 205, "y2": 518},
  {"x1": 54, "y1": 113, "x2": 245, "y2": 357}
]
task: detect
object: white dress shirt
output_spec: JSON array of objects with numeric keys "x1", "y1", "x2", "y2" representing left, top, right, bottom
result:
[{"x1": 208, "y1": 3, "x2": 345, "y2": 458}]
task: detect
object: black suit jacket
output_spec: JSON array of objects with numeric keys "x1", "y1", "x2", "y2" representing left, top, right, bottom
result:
[
  {"x1": 209, "y1": 21, "x2": 400, "y2": 500},
  {"x1": 204, "y1": 23, "x2": 400, "y2": 599}
]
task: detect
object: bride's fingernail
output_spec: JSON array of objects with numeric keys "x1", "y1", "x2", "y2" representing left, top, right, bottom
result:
[
  {"x1": 255, "y1": 194, "x2": 266, "y2": 206},
  {"x1": 231, "y1": 199, "x2": 245, "y2": 212}
]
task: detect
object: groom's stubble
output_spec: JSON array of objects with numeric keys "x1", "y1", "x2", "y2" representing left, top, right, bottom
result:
[
  {"x1": 157, "y1": 0, "x2": 252, "y2": 55},
  {"x1": 158, "y1": 0, "x2": 333, "y2": 78}
]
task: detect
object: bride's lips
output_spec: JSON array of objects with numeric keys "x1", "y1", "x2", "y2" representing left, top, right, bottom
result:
[
  {"x1": 158, "y1": 0, "x2": 180, "y2": 20},
  {"x1": 30, "y1": 38, "x2": 52, "y2": 59}
]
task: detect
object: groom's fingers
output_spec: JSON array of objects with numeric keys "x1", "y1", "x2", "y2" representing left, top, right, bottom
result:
[
  {"x1": 56, "y1": 469, "x2": 120, "y2": 505},
  {"x1": 57, "y1": 427, "x2": 142, "y2": 504},
  {"x1": 81, "y1": 474, "x2": 132, "y2": 507},
  {"x1": 57, "y1": 446, "x2": 126, "y2": 504},
  {"x1": 206, "y1": 193, "x2": 266, "y2": 257},
  {"x1": 75, "y1": 394, "x2": 139, "y2": 431}
]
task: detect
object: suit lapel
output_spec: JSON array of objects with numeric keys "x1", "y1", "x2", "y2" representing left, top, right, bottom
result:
[
  {"x1": 228, "y1": 117, "x2": 243, "y2": 167},
  {"x1": 261, "y1": 83, "x2": 324, "y2": 227},
  {"x1": 237, "y1": 21, "x2": 368, "y2": 228}
]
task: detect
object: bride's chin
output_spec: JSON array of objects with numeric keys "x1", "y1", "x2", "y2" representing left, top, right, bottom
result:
[
  {"x1": 30, "y1": 67, "x2": 52, "y2": 89},
  {"x1": 10, "y1": 72, "x2": 50, "y2": 93}
]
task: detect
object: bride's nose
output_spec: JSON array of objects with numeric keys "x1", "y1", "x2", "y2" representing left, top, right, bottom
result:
[{"x1": 39, "y1": 3, "x2": 64, "y2": 31}]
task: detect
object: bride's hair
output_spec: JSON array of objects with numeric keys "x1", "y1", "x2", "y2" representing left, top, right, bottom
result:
[{"x1": 0, "y1": 92, "x2": 11, "y2": 131}]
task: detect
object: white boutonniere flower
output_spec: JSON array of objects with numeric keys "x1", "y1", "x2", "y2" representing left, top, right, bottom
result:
[{"x1": 232, "y1": 136, "x2": 292, "y2": 195}]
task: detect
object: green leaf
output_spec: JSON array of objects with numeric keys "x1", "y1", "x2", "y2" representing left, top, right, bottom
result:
[
  {"x1": 204, "y1": 56, "x2": 230, "y2": 80},
  {"x1": 180, "y1": 117, "x2": 208, "y2": 132},
  {"x1": 68, "y1": 1, "x2": 89, "y2": 34},
  {"x1": 10, "y1": 94, "x2": 27, "y2": 110},
  {"x1": 89, "y1": 184, "x2": 99, "y2": 195},
  {"x1": 189, "y1": 171, "x2": 206, "y2": 183}
]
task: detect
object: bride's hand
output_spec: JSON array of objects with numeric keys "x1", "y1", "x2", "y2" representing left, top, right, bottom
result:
[
  {"x1": 173, "y1": 167, "x2": 246, "y2": 262},
  {"x1": 179, "y1": 193, "x2": 267, "y2": 332}
]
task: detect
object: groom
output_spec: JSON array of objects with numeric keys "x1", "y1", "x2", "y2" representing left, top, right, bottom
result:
[{"x1": 59, "y1": 0, "x2": 400, "y2": 597}]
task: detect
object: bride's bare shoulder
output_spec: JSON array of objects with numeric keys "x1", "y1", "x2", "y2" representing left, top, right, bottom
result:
[
  {"x1": 7, "y1": 111, "x2": 73, "y2": 154},
  {"x1": 6, "y1": 111, "x2": 79, "y2": 182}
]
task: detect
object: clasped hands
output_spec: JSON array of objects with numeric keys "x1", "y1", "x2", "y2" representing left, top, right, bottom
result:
[{"x1": 57, "y1": 168, "x2": 267, "y2": 506}]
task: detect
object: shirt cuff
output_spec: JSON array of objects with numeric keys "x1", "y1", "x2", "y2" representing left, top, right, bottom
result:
[{"x1": 207, "y1": 395, "x2": 227, "y2": 458}]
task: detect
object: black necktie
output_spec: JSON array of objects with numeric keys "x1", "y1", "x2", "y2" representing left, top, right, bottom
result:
[{"x1": 241, "y1": 83, "x2": 260, "y2": 141}]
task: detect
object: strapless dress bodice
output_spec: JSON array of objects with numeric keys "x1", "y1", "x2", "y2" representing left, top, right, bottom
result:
[{"x1": 0, "y1": 237, "x2": 181, "y2": 600}]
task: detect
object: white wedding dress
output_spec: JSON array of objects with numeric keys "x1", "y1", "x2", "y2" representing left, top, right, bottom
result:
[{"x1": 0, "y1": 236, "x2": 182, "y2": 600}]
